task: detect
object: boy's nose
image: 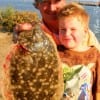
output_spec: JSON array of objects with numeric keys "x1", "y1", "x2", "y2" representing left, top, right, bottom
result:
[{"x1": 65, "y1": 30, "x2": 71, "y2": 36}]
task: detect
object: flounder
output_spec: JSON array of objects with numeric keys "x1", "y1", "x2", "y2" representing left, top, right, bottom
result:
[{"x1": 1, "y1": 23, "x2": 64, "y2": 100}]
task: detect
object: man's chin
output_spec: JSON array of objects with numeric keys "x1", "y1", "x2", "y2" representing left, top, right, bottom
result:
[{"x1": 48, "y1": 15, "x2": 58, "y2": 20}]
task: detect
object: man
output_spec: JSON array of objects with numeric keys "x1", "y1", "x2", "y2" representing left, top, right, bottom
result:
[{"x1": 14, "y1": 0, "x2": 100, "y2": 50}]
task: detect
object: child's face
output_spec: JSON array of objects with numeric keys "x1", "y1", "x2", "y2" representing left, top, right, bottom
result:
[{"x1": 59, "y1": 17, "x2": 86, "y2": 50}]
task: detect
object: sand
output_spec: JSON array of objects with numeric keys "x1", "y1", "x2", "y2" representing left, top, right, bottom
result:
[{"x1": 0, "y1": 32, "x2": 13, "y2": 100}]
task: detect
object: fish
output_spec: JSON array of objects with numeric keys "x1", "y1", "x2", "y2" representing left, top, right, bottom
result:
[{"x1": 1, "y1": 23, "x2": 64, "y2": 100}]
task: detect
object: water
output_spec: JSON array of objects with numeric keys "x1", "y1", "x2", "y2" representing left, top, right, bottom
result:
[
  {"x1": 0, "y1": 0, "x2": 100, "y2": 42},
  {"x1": 84, "y1": 5, "x2": 100, "y2": 42},
  {"x1": 0, "y1": 0, "x2": 38, "y2": 12}
]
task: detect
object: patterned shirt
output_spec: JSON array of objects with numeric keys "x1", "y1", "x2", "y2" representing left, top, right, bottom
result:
[{"x1": 58, "y1": 45, "x2": 100, "y2": 100}]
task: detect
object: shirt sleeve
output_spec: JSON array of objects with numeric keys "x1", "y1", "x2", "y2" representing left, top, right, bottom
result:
[
  {"x1": 96, "y1": 52, "x2": 100, "y2": 100},
  {"x1": 85, "y1": 29, "x2": 100, "y2": 51}
]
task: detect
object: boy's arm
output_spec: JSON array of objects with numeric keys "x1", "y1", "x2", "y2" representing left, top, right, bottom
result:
[{"x1": 96, "y1": 53, "x2": 100, "y2": 100}]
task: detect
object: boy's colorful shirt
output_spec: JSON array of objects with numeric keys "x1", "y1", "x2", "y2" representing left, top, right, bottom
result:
[
  {"x1": 62, "y1": 63, "x2": 94, "y2": 100},
  {"x1": 58, "y1": 46, "x2": 100, "y2": 100}
]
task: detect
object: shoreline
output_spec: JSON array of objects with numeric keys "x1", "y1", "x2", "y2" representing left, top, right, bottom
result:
[
  {"x1": 67, "y1": 1, "x2": 100, "y2": 6},
  {"x1": 79, "y1": 2, "x2": 100, "y2": 6}
]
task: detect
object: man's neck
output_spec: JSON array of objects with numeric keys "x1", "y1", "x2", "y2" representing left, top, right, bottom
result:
[{"x1": 43, "y1": 20, "x2": 59, "y2": 35}]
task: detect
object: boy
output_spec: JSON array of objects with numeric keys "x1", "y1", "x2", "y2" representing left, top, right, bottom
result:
[{"x1": 58, "y1": 3, "x2": 100, "y2": 100}]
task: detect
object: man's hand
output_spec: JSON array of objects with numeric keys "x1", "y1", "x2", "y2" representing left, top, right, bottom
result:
[
  {"x1": 14, "y1": 23, "x2": 33, "y2": 33},
  {"x1": 13, "y1": 23, "x2": 33, "y2": 43}
]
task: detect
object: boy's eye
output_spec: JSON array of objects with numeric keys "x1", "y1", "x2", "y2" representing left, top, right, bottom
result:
[
  {"x1": 59, "y1": 29, "x2": 66, "y2": 34},
  {"x1": 71, "y1": 28, "x2": 76, "y2": 30}
]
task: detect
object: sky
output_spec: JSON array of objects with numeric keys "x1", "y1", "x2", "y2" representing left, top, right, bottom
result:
[
  {"x1": 80, "y1": 0, "x2": 99, "y2": 1},
  {"x1": 68, "y1": 0, "x2": 99, "y2": 2},
  {"x1": 0, "y1": 0, "x2": 99, "y2": 2}
]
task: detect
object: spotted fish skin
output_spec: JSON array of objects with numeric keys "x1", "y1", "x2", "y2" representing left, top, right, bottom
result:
[{"x1": 5, "y1": 24, "x2": 64, "y2": 100}]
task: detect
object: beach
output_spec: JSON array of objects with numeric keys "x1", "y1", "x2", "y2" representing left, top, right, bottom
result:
[{"x1": 0, "y1": 32, "x2": 13, "y2": 100}]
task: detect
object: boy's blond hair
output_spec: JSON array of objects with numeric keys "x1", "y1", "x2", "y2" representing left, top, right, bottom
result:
[{"x1": 58, "y1": 2, "x2": 90, "y2": 30}]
